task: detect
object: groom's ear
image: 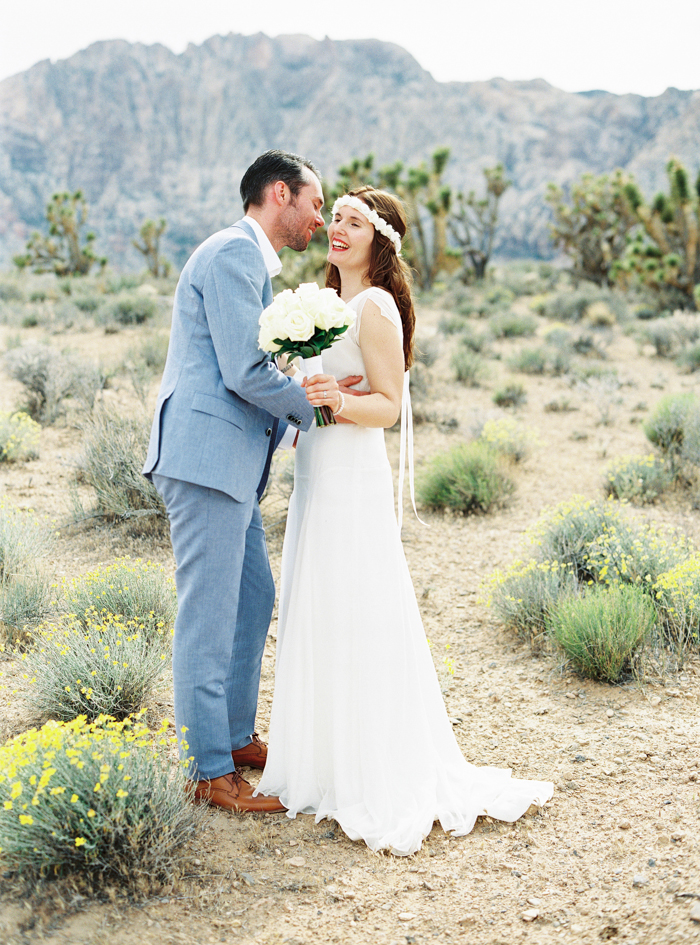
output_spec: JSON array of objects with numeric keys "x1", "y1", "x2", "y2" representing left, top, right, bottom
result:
[{"x1": 270, "y1": 181, "x2": 289, "y2": 206}]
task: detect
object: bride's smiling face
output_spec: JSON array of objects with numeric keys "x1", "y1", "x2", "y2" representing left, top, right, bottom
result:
[{"x1": 327, "y1": 206, "x2": 374, "y2": 274}]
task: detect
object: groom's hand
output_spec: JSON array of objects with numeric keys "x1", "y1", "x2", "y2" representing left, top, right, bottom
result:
[{"x1": 336, "y1": 375, "x2": 367, "y2": 424}]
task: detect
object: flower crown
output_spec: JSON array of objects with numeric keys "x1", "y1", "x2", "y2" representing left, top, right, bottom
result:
[{"x1": 331, "y1": 195, "x2": 402, "y2": 254}]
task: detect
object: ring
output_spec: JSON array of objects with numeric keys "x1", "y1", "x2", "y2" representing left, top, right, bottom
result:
[{"x1": 323, "y1": 391, "x2": 327, "y2": 399}]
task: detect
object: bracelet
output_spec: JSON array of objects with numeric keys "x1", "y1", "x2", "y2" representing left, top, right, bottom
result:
[
  {"x1": 333, "y1": 392, "x2": 345, "y2": 416},
  {"x1": 280, "y1": 362, "x2": 295, "y2": 375}
]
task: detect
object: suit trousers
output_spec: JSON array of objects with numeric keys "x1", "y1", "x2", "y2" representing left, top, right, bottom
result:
[{"x1": 152, "y1": 474, "x2": 275, "y2": 780}]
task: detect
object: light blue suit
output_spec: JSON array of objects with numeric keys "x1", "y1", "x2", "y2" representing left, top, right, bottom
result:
[{"x1": 144, "y1": 220, "x2": 315, "y2": 780}]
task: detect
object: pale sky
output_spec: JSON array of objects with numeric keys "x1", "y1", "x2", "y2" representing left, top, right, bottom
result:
[{"x1": 1, "y1": 0, "x2": 699, "y2": 97}]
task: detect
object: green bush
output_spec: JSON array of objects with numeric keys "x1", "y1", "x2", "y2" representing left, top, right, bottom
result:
[
  {"x1": 22, "y1": 612, "x2": 172, "y2": 721},
  {"x1": 3, "y1": 344, "x2": 103, "y2": 423},
  {"x1": 644, "y1": 392, "x2": 700, "y2": 470},
  {"x1": 549, "y1": 584, "x2": 656, "y2": 682},
  {"x1": 484, "y1": 559, "x2": 577, "y2": 646},
  {"x1": 604, "y1": 454, "x2": 670, "y2": 504},
  {"x1": 0, "y1": 412, "x2": 40, "y2": 462},
  {"x1": 451, "y1": 348, "x2": 487, "y2": 386},
  {"x1": 476, "y1": 416, "x2": 535, "y2": 462},
  {"x1": 543, "y1": 288, "x2": 627, "y2": 324},
  {"x1": 654, "y1": 554, "x2": 700, "y2": 653},
  {"x1": 492, "y1": 383, "x2": 527, "y2": 408},
  {"x1": 508, "y1": 347, "x2": 548, "y2": 374},
  {"x1": 418, "y1": 442, "x2": 514, "y2": 514},
  {"x1": 62, "y1": 558, "x2": 176, "y2": 634},
  {"x1": 0, "y1": 500, "x2": 54, "y2": 645},
  {"x1": 0, "y1": 714, "x2": 200, "y2": 891},
  {"x1": 488, "y1": 312, "x2": 538, "y2": 339},
  {"x1": 74, "y1": 409, "x2": 167, "y2": 532},
  {"x1": 100, "y1": 293, "x2": 157, "y2": 326},
  {"x1": 677, "y1": 342, "x2": 700, "y2": 373},
  {"x1": 457, "y1": 324, "x2": 491, "y2": 353}
]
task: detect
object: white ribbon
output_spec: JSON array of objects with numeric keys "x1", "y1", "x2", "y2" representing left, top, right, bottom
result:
[{"x1": 398, "y1": 371, "x2": 428, "y2": 534}]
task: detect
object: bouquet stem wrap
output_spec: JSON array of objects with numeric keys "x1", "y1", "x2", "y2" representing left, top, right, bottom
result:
[{"x1": 302, "y1": 354, "x2": 336, "y2": 427}]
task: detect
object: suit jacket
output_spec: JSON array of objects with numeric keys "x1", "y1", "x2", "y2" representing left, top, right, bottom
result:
[{"x1": 143, "y1": 220, "x2": 315, "y2": 500}]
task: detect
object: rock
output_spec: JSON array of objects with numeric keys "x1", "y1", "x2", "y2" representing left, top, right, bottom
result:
[
  {"x1": 667, "y1": 880, "x2": 681, "y2": 893},
  {"x1": 649, "y1": 696, "x2": 662, "y2": 707},
  {"x1": 458, "y1": 915, "x2": 477, "y2": 926},
  {"x1": 527, "y1": 897, "x2": 542, "y2": 906},
  {"x1": 289, "y1": 839, "x2": 298, "y2": 846},
  {"x1": 522, "y1": 909, "x2": 539, "y2": 922},
  {"x1": 606, "y1": 709, "x2": 614, "y2": 717},
  {"x1": 632, "y1": 874, "x2": 649, "y2": 887},
  {"x1": 618, "y1": 821, "x2": 631, "y2": 830},
  {"x1": 286, "y1": 856, "x2": 306, "y2": 867},
  {"x1": 398, "y1": 912, "x2": 417, "y2": 922},
  {"x1": 690, "y1": 903, "x2": 700, "y2": 923},
  {"x1": 570, "y1": 924, "x2": 583, "y2": 933}
]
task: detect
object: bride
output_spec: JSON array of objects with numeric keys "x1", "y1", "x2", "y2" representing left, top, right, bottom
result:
[{"x1": 256, "y1": 186, "x2": 553, "y2": 855}]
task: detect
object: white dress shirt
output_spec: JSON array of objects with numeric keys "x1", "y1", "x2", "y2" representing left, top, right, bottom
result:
[{"x1": 243, "y1": 215, "x2": 298, "y2": 449}]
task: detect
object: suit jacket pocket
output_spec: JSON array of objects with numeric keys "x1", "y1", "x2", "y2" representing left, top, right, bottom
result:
[{"x1": 191, "y1": 391, "x2": 246, "y2": 430}]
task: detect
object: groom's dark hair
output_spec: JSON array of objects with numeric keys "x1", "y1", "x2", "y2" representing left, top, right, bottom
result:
[{"x1": 240, "y1": 150, "x2": 321, "y2": 212}]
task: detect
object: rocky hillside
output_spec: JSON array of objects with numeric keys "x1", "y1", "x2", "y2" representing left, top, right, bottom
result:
[{"x1": 1, "y1": 32, "x2": 699, "y2": 267}]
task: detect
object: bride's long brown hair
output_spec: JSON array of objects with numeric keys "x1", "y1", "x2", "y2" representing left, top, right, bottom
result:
[{"x1": 325, "y1": 186, "x2": 416, "y2": 369}]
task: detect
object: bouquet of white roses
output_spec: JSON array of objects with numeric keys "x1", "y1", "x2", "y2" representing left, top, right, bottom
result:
[{"x1": 258, "y1": 282, "x2": 355, "y2": 426}]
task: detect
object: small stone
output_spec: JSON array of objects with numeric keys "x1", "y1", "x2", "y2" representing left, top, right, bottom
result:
[
  {"x1": 574, "y1": 754, "x2": 587, "y2": 763},
  {"x1": 458, "y1": 915, "x2": 476, "y2": 926},
  {"x1": 632, "y1": 874, "x2": 649, "y2": 887},
  {"x1": 690, "y1": 903, "x2": 700, "y2": 923},
  {"x1": 398, "y1": 912, "x2": 417, "y2": 922},
  {"x1": 603, "y1": 767, "x2": 614, "y2": 776},
  {"x1": 193, "y1": 858, "x2": 202, "y2": 866},
  {"x1": 571, "y1": 924, "x2": 583, "y2": 933},
  {"x1": 289, "y1": 839, "x2": 298, "y2": 846},
  {"x1": 606, "y1": 709, "x2": 614, "y2": 717},
  {"x1": 286, "y1": 856, "x2": 306, "y2": 867},
  {"x1": 231, "y1": 919, "x2": 242, "y2": 928},
  {"x1": 240, "y1": 873, "x2": 256, "y2": 886},
  {"x1": 613, "y1": 757, "x2": 624, "y2": 765},
  {"x1": 649, "y1": 696, "x2": 661, "y2": 707},
  {"x1": 667, "y1": 880, "x2": 681, "y2": 893},
  {"x1": 527, "y1": 897, "x2": 542, "y2": 906},
  {"x1": 618, "y1": 820, "x2": 631, "y2": 830},
  {"x1": 522, "y1": 909, "x2": 539, "y2": 922}
]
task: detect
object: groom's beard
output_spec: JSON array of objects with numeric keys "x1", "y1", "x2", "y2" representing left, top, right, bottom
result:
[{"x1": 279, "y1": 204, "x2": 315, "y2": 253}]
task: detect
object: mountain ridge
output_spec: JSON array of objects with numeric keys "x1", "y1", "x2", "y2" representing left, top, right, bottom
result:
[{"x1": 1, "y1": 33, "x2": 699, "y2": 268}]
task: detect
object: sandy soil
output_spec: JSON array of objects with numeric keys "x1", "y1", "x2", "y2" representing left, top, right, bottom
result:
[{"x1": 0, "y1": 297, "x2": 699, "y2": 945}]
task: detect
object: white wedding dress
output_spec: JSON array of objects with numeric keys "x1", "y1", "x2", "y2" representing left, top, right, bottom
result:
[{"x1": 256, "y1": 287, "x2": 553, "y2": 855}]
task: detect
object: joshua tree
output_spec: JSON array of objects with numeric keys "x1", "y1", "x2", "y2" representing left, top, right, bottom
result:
[
  {"x1": 613, "y1": 158, "x2": 700, "y2": 309},
  {"x1": 132, "y1": 217, "x2": 171, "y2": 278},
  {"x1": 13, "y1": 191, "x2": 107, "y2": 276},
  {"x1": 450, "y1": 164, "x2": 511, "y2": 281},
  {"x1": 330, "y1": 148, "x2": 453, "y2": 291},
  {"x1": 545, "y1": 170, "x2": 639, "y2": 287}
]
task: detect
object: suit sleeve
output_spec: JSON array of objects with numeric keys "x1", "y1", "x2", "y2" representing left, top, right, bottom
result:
[{"x1": 202, "y1": 237, "x2": 315, "y2": 427}]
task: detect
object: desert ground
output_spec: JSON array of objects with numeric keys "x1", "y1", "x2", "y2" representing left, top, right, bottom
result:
[{"x1": 0, "y1": 272, "x2": 698, "y2": 945}]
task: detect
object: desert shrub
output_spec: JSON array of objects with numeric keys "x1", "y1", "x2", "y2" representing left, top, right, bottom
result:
[
  {"x1": 640, "y1": 311, "x2": 700, "y2": 359},
  {"x1": 99, "y1": 293, "x2": 157, "y2": 326},
  {"x1": 488, "y1": 311, "x2": 538, "y2": 339},
  {"x1": 531, "y1": 496, "x2": 630, "y2": 583},
  {"x1": 0, "y1": 412, "x2": 40, "y2": 462},
  {"x1": 3, "y1": 344, "x2": 103, "y2": 423},
  {"x1": 418, "y1": 442, "x2": 514, "y2": 514},
  {"x1": 414, "y1": 335, "x2": 440, "y2": 368},
  {"x1": 654, "y1": 554, "x2": 700, "y2": 652},
  {"x1": 457, "y1": 324, "x2": 491, "y2": 353},
  {"x1": 74, "y1": 409, "x2": 167, "y2": 531},
  {"x1": 575, "y1": 373, "x2": 622, "y2": 426},
  {"x1": 475, "y1": 416, "x2": 535, "y2": 462},
  {"x1": 439, "y1": 312, "x2": 469, "y2": 335},
  {"x1": 72, "y1": 291, "x2": 102, "y2": 313},
  {"x1": 0, "y1": 500, "x2": 54, "y2": 644},
  {"x1": 451, "y1": 348, "x2": 487, "y2": 386},
  {"x1": 22, "y1": 612, "x2": 172, "y2": 721},
  {"x1": 543, "y1": 288, "x2": 627, "y2": 324},
  {"x1": 0, "y1": 714, "x2": 199, "y2": 891},
  {"x1": 508, "y1": 347, "x2": 548, "y2": 375},
  {"x1": 492, "y1": 383, "x2": 526, "y2": 408},
  {"x1": 106, "y1": 274, "x2": 142, "y2": 293},
  {"x1": 549, "y1": 584, "x2": 656, "y2": 682},
  {"x1": 544, "y1": 397, "x2": 576, "y2": 413},
  {"x1": 62, "y1": 558, "x2": 176, "y2": 634},
  {"x1": 677, "y1": 342, "x2": 700, "y2": 373},
  {"x1": 0, "y1": 281, "x2": 24, "y2": 302},
  {"x1": 644, "y1": 392, "x2": 700, "y2": 470},
  {"x1": 484, "y1": 559, "x2": 577, "y2": 646},
  {"x1": 123, "y1": 333, "x2": 170, "y2": 404},
  {"x1": 604, "y1": 454, "x2": 670, "y2": 504}
]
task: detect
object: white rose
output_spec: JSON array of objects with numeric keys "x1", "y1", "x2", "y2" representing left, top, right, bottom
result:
[
  {"x1": 295, "y1": 282, "x2": 321, "y2": 302},
  {"x1": 258, "y1": 323, "x2": 282, "y2": 352},
  {"x1": 272, "y1": 289, "x2": 297, "y2": 317},
  {"x1": 285, "y1": 304, "x2": 316, "y2": 342},
  {"x1": 259, "y1": 305, "x2": 287, "y2": 344},
  {"x1": 317, "y1": 288, "x2": 354, "y2": 329}
]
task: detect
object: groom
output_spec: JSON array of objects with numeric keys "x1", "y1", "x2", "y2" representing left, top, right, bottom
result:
[{"x1": 144, "y1": 150, "x2": 330, "y2": 812}]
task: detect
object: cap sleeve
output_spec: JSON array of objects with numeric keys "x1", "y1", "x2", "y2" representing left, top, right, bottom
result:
[{"x1": 354, "y1": 287, "x2": 403, "y2": 338}]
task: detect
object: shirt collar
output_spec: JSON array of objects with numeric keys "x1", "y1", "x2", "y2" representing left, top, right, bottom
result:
[{"x1": 243, "y1": 216, "x2": 282, "y2": 278}]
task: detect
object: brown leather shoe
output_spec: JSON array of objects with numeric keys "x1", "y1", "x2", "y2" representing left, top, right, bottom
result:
[
  {"x1": 190, "y1": 771, "x2": 285, "y2": 813},
  {"x1": 231, "y1": 733, "x2": 268, "y2": 770}
]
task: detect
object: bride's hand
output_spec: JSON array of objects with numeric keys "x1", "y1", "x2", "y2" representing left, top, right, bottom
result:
[{"x1": 303, "y1": 373, "x2": 342, "y2": 414}]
